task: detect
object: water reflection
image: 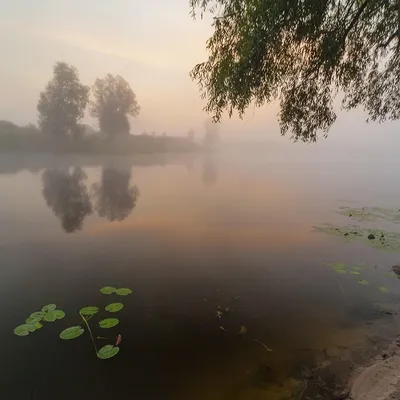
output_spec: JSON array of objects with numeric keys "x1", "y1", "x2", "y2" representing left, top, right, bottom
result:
[
  {"x1": 202, "y1": 155, "x2": 218, "y2": 185},
  {"x1": 92, "y1": 167, "x2": 140, "y2": 222},
  {"x1": 42, "y1": 167, "x2": 92, "y2": 233},
  {"x1": 42, "y1": 166, "x2": 140, "y2": 231}
]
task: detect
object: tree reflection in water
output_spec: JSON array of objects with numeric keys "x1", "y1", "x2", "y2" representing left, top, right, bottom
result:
[
  {"x1": 202, "y1": 155, "x2": 218, "y2": 185},
  {"x1": 42, "y1": 167, "x2": 92, "y2": 233},
  {"x1": 92, "y1": 167, "x2": 140, "y2": 222}
]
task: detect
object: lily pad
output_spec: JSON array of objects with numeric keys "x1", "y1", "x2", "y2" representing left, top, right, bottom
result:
[
  {"x1": 25, "y1": 316, "x2": 42, "y2": 325},
  {"x1": 329, "y1": 263, "x2": 347, "y2": 274},
  {"x1": 99, "y1": 318, "x2": 119, "y2": 328},
  {"x1": 314, "y1": 223, "x2": 400, "y2": 252},
  {"x1": 35, "y1": 322, "x2": 43, "y2": 330},
  {"x1": 334, "y1": 269, "x2": 347, "y2": 274},
  {"x1": 44, "y1": 311, "x2": 56, "y2": 322},
  {"x1": 105, "y1": 303, "x2": 124, "y2": 313},
  {"x1": 60, "y1": 326, "x2": 84, "y2": 340},
  {"x1": 358, "y1": 280, "x2": 370, "y2": 285},
  {"x1": 349, "y1": 271, "x2": 361, "y2": 275},
  {"x1": 116, "y1": 288, "x2": 132, "y2": 296},
  {"x1": 97, "y1": 345, "x2": 120, "y2": 359},
  {"x1": 378, "y1": 286, "x2": 389, "y2": 293},
  {"x1": 100, "y1": 286, "x2": 117, "y2": 295},
  {"x1": 14, "y1": 324, "x2": 36, "y2": 336},
  {"x1": 45, "y1": 309, "x2": 65, "y2": 322},
  {"x1": 79, "y1": 306, "x2": 99, "y2": 316},
  {"x1": 30, "y1": 311, "x2": 45, "y2": 319},
  {"x1": 54, "y1": 310, "x2": 66, "y2": 319},
  {"x1": 42, "y1": 304, "x2": 56, "y2": 313}
]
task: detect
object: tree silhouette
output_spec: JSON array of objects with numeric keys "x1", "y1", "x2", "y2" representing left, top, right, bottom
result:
[
  {"x1": 92, "y1": 167, "x2": 140, "y2": 221},
  {"x1": 190, "y1": 0, "x2": 400, "y2": 141},
  {"x1": 37, "y1": 62, "x2": 89, "y2": 138},
  {"x1": 42, "y1": 168, "x2": 92, "y2": 232},
  {"x1": 90, "y1": 74, "x2": 140, "y2": 137}
]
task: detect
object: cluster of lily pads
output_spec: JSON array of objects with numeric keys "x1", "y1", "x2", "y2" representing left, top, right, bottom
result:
[
  {"x1": 313, "y1": 224, "x2": 400, "y2": 252},
  {"x1": 14, "y1": 286, "x2": 132, "y2": 360},
  {"x1": 338, "y1": 206, "x2": 400, "y2": 223},
  {"x1": 326, "y1": 262, "x2": 391, "y2": 293},
  {"x1": 14, "y1": 303, "x2": 65, "y2": 337},
  {"x1": 314, "y1": 205, "x2": 400, "y2": 252}
]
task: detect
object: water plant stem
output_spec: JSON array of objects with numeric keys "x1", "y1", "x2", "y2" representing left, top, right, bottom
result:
[
  {"x1": 252, "y1": 339, "x2": 273, "y2": 352},
  {"x1": 79, "y1": 312, "x2": 98, "y2": 355}
]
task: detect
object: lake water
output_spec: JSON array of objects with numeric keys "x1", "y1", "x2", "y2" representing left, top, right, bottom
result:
[{"x1": 2, "y1": 149, "x2": 400, "y2": 400}]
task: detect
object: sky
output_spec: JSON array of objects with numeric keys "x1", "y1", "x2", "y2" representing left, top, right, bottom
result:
[{"x1": 0, "y1": 0, "x2": 399, "y2": 145}]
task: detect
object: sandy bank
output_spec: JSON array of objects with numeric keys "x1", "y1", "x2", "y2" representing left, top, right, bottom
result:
[{"x1": 350, "y1": 338, "x2": 400, "y2": 400}]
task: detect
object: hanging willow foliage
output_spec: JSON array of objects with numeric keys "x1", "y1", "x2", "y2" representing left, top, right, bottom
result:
[{"x1": 190, "y1": 0, "x2": 400, "y2": 141}]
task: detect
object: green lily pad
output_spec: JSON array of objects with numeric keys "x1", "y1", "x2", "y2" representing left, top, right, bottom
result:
[
  {"x1": 54, "y1": 310, "x2": 65, "y2": 319},
  {"x1": 45, "y1": 309, "x2": 65, "y2": 322},
  {"x1": 99, "y1": 318, "x2": 119, "y2": 328},
  {"x1": 358, "y1": 280, "x2": 370, "y2": 285},
  {"x1": 25, "y1": 316, "x2": 42, "y2": 325},
  {"x1": 42, "y1": 304, "x2": 56, "y2": 313},
  {"x1": 378, "y1": 286, "x2": 389, "y2": 293},
  {"x1": 351, "y1": 266, "x2": 363, "y2": 271},
  {"x1": 330, "y1": 263, "x2": 347, "y2": 274},
  {"x1": 105, "y1": 303, "x2": 124, "y2": 313},
  {"x1": 100, "y1": 286, "x2": 117, "y2": 295},
  {"x1": 116, "y1": 288, "x2": 132, "y2": 296},
  {"x1": 79, "y1": 306, "x2": 99, "y2": 316},
  {"x1": 30, "y1": 311, "x2": 45, "y2": 319},
  {"x1": 60, "y1": 326, "x2": 84, "y2": 340},
  {"x1": 349, "y1": 271, "x2": 361, "y2": 275},
  {"x1": 35, "y1": 322, "x2": 43, "y2": 330},
  {"x1": 14, "y1": 324, "x2": 36, "y2": 336},
  {"x1": 97, "y1": 345, "x2": 120, "y2": 359}
]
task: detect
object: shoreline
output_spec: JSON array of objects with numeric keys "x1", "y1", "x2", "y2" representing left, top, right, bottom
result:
[{"x1": 349, "y1": 337, "x2": 400, "y2": 400}]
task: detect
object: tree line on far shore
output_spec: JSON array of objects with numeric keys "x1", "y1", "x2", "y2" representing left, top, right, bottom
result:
[{"x1": 37, "y1": 62, "x2": 140, "y2": 139}]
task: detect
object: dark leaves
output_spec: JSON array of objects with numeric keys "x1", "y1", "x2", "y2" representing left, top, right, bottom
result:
[{"x1": 190, "y1": 0, "x2": 400, "y2": 142}]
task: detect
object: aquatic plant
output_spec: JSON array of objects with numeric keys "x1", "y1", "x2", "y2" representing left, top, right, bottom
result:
[
  {"x1": 14, "y1": 286, "x2": 132, "y2": 361},
  {"x1": 59, "y1": 286, "x2": 131, "y2": 359},
  {"x1": 314, "y1": 224, "x2": 400, "y2": 252},
  {"x1": 325, "y1": 262, "x2": 396, "y2": 295},
  {"x1": 325, "y1": 262, "x2": 364, "y2": 275},
  {"x1": 14, "y1": 303, "x2": 65, "y2": 336},
  {"x1": 338, "y1": 206, "x2": 400, "y2": 223},
  {"x1": 378, "y1": 286, "x2": 389, "y2": 293}
]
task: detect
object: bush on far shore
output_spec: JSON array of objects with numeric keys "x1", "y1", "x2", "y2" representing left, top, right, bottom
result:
[{"x1": 0, "y1": 121, "x2": 200, "y2": 154}]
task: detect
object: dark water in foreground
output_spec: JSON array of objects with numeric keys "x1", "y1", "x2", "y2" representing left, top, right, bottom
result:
[{"x1": 1, "y1": 151, "x2": 400, "y2": 399}]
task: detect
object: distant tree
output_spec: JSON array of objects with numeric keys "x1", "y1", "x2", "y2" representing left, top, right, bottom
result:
[
  {"x1": 37, "y1": 62, "x2": 89, "y2": 138},
  {"x1": 190, "y1": 0, "x2": 400, "y2": 142},
  {"x1": 92, "y1": 167, "x2": 140, "y2": 222},
  {"x1": 90, "y1": 74, "x2": 140, "y2": 137},
  {"x1": 42, "y1": 168, "x2": 92, "y2": 233}
]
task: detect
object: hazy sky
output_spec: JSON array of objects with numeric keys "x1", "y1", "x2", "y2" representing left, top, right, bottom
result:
[{"x1": 1, "y1": 0, "x2": 399, "y2": 144}]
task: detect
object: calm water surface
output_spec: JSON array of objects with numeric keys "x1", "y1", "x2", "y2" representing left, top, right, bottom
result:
[{"x1": 1, "y1": 150, "x2": 400, "y2": 399}]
